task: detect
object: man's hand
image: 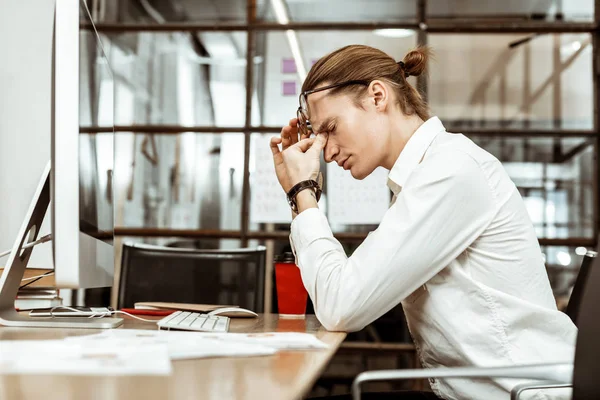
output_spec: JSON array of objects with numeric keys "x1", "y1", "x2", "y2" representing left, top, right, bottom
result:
[
  {"x1": 281, "y1": 118, "x2": 310, "y2": 150},
  {"x1": 270, "y1": 118, "x2": 327, "y2": 193}
]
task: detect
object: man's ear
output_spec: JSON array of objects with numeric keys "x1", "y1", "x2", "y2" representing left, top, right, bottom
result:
[{"x1": 368, "y1": 80, "x2": 388, "y2": 111}]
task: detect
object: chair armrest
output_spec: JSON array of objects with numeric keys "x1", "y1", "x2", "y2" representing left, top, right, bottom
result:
[
  {"x1": 511, "y1": 381, "x2": 572, "y2": 400},
  {"x1": 351, "y1": 363, "x2": 573, "y2": 400}
]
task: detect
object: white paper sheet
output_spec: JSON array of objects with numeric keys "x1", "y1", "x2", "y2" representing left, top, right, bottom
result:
[
  {"x1": 196, "y1": 332, "x2": 329, "y2": 350},
  {"x1": 0, "y1": 340, "x2": 171, "y2": 375},
  {"x1": 67, "y1": 330, "x2": 277, "y2": 360},
  {"x1": 327, "y1": 165, "x2": 390, "y2": 225},
  {"x1": 250, "y1": 134, "x2": 292, "y2": 223}
]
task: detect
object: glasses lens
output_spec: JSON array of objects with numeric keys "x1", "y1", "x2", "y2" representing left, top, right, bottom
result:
[
  {"x1": 297, "y1": 108, "x2": 308, "y2": 136},
  {"x1": 300, "y1": 95, "x2": 308, "y2": 115},
  {"x1": 298, "y1": 94, "x2": 313, "y2": 136}
]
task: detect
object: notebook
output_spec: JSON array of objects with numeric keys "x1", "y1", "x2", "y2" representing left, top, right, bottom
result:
[{"x1": 134, "y1": 302, "x2": 239, "y2": 313}]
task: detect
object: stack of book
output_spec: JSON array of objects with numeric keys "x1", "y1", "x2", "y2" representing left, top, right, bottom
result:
[{"x1": 15, "y1": 287, "x2": 62, "y2": 311}]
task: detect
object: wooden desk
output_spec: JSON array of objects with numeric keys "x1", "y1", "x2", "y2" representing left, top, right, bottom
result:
[{"x1": 0, "y1": 314, "x2": 346, "y2": 400}]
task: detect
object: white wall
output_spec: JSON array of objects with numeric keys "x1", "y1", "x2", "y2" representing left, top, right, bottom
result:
[{"x1": 0, "y1": 0, "x2": 55, "y2": 269}]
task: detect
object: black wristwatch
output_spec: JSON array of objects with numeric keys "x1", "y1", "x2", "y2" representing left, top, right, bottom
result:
[{"x1": 286, "y1": 174, "x2": 323, "y2": 213}]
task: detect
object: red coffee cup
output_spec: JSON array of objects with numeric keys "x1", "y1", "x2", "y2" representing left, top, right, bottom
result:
[{"x1": 274, "y1": 252, "x2": 308, "y2": 318}]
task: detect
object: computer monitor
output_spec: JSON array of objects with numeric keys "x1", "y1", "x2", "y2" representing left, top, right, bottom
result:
[
  {"x1": 52, "y1": 0, "x2": 114, "y2": 289},
  {"x1": 0, "y1": 0, "x2": 121, "y2": 328}
]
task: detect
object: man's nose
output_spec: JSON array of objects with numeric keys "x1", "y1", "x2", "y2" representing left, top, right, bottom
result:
[{"x1": 324, "y1": 144, "x2": 338, "y2": 163}]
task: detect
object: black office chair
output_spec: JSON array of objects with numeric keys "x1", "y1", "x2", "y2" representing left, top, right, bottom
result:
[
  {"x1": 352, "y1": 252, "x2": 600, "y2": 399},
  {"x1": 117, "y1": 242, "x2": 267, "y2": 312},
  {"x1": 570, "y1": 249, "x2": 600, "y2": 398},
  {"x1": 166, "y1": 239, "x2": 218, "y2": 250},
  {"x1": 565, "y1": 250, "x2": 597, "y2": 325}
]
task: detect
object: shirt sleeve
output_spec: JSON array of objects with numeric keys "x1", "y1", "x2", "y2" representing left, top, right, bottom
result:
[{"x1": 290, "y1": 151, "x2": 497, "y2": 332}]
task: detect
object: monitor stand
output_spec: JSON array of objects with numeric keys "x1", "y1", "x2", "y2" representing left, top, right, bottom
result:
[{"x1": 0, "y1": 162, "x2": 122, "y2": 328}]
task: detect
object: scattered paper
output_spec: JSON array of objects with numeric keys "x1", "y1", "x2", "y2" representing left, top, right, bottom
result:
[
  {"x1": 67, "y1": 329, "x2": 277, "y2": 360},
  {"x1": 69, "y1": 330, "x2": 329, "y2": 358},
  {"x1": 196, "y1": 332, "x2": 329, "y2": 350},
  {"x1": 327, "y1": 165, "x2": 390, "y2": 225},
  {"x1": 0, "y1": 340, "x2": 171, "y2": 375}
]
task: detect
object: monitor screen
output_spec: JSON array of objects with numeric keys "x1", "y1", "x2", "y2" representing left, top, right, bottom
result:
[
  {"x1": 78, "y1": 2, "x2": 114, "y2": 243},
  {"x1": 52, "y1": 0, "x2": 114, "y2": 288}
]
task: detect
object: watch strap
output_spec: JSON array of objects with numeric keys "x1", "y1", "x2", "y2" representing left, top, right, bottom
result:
[{"x1": 287, "y1": 179, "x2": 322, "y2": 212}]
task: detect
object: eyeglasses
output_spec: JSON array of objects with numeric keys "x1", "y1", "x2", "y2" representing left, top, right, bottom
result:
[{"x1": 297, "y1": 80, "x2": 369, "y2": 136}]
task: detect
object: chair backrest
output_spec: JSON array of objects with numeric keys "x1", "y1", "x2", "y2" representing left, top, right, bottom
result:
[
  {"x1": 117, "y1": 242, "x2": 266, "y2": 312},
  {"x1": 572, "y1": 252, "x2": 600, "y2": 399},
  {"x1": 565, "y1": 250, "x2": 597, "y2": 325},
  {"x1": 166, "y1": 239, "x2": 217, "y2": 250}
]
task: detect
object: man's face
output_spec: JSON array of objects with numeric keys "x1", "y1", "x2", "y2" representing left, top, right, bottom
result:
[{"x1": 307, "y1": 86, "x2": 387, "y2": 180}]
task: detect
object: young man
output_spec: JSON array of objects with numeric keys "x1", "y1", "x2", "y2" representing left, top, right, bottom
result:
[{"x1": 269, "y1": 45, "x2": 576, "y2": 400}]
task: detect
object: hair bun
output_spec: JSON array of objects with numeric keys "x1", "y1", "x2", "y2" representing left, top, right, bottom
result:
[
  {"x1": 402, "y1": 46, "x2": 432, "y2": 77},
  {"x1": 397, "y1": 61, "x2": 409, "y2": 78}
]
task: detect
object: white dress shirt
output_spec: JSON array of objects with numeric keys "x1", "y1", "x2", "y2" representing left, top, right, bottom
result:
[{"x1": 289, "y1": 117, "x2": 577, "y2": 400}]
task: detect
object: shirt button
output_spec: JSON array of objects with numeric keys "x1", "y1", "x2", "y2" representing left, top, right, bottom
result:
[{"x1": 429, "y1": 378, "x2": 436, "y2": 384}]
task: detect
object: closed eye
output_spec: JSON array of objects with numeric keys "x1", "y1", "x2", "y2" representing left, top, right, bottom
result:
[{"x1": 315, "y1": 117, "x2": 337, "y2": 135}]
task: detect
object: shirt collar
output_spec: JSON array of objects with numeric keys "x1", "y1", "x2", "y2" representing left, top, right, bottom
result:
[{"x1": 387, "y1": 116, "x2": 446, "y2": 195}]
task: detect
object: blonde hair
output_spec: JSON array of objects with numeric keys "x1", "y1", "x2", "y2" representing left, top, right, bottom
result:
[{"x1": 302, "y1": 45, "x2": 432, "y2": 121}]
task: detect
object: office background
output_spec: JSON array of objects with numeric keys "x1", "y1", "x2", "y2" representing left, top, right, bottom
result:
[
  {"x1": 0, "y1": 0, "x2": 597, "y2": 393},
  {"x1": 80, "y1": 0, "x2": 596, "y2": 305}
]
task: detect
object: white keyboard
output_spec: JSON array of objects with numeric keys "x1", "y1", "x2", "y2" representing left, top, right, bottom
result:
[{"x1": 157, "y1": 311, "x2": 230, "y2": 332}]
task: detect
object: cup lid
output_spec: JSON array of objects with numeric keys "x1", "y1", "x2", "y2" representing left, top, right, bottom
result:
[{"x1": 274, "y1": 252, "x2": 295, "y2": 263}]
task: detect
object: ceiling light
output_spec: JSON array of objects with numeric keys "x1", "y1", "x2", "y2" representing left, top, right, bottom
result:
[
  {"x1": 557, "y1": 251, "x2": 571, "y2": 266},
  {"x1": 270, "y1": 0, "x2": 289, "y2": 25},
  {"x1": 561, "y1": 40, "x2": 585, "y2": 56},
  {"x1": 270, "y1": 0, "x2": 307, "y2": 82},
  {"x1": 286, "y1": 30, "x2": 307, "y2": 81},
  {"x1": 575, "y1": 247, "x2": 587, "y2": 256},
  {"x1": 373, "y1": 29, "x2": 415, "y2": 38}
]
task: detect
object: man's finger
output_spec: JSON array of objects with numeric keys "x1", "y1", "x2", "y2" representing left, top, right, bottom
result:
[
  {"x1": 288, "y1": 118, "x2": 300, "y2": 145},
  {"x1": 300, "y1": 131, "x2": 311, "y2": 141},
  {"x1": 308, "y1": 133, "x2": 328, "y2": 155},
  {"x1": 270, "y1": 136, "x2": 283, "y2": 156},
  {"x1": 294, "y1": 138, "x2": 316, "y2": 152},
  {"x1": 281, "y1": 126, "x2": 293, "y2": 149}
]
